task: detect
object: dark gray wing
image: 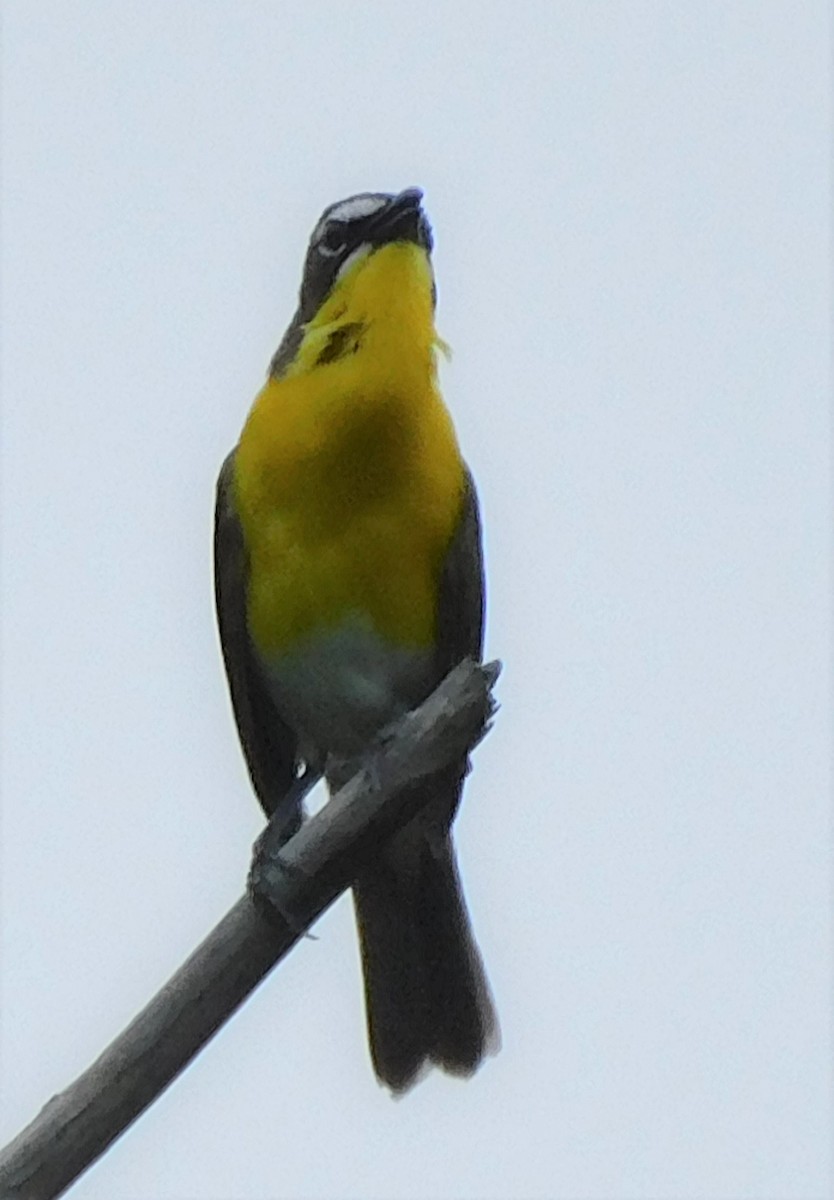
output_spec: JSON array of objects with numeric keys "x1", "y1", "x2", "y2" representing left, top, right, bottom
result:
[
  {"x1": 434, "y1": 465, "x2": 485, "y2": 678},
  {"x1": 418, "y1": 463, "x2": 486, "y2": 832},
  {"x1": 214, "y1": 450, "x2": 300, "y2": 833},
  {"x1": 351, "y1": 465, "x2": 496, "y2": 1090}
]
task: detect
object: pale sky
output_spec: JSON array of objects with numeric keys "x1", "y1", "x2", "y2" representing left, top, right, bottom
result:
[{"x1": 0, "y1": 3, "x2": 830, "y2": 1198}]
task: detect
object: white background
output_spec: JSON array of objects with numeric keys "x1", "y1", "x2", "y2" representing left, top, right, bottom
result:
[{"x1": 1, "y1": 3, "x2": 830, "y2": 1198}]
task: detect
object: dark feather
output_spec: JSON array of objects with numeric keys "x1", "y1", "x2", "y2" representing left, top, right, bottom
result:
[
  {"x1": 353, "y1": 469, "x2": 498, "y2": 1091},
  {"x1": 214, "y1": 451, "x2": 302, "y2": 839}
]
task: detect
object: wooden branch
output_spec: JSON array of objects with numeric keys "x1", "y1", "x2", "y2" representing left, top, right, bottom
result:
[{"x1": 0, "y1": 658, "x2": 500, "y2": 1200}]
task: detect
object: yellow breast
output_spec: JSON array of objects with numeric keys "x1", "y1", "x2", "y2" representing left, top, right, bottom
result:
[{"x1": 234, "y1": 243, "x2": 465, "y2": 657}]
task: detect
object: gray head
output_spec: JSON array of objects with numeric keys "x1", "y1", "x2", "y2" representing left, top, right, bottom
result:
[{"x1": 270, "y1": 188, "x2": 433, "y2": 377}]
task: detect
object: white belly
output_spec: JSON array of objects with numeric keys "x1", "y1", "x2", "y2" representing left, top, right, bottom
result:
[{"x1": 261, "y1": 616, "x2": 434, "y2": 764}]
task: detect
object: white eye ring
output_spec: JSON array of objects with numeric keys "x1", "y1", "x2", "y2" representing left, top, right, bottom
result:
[
  {"x1": 318, "y1": 221, "x2": 349, "y2": 258},
  {"x1": 319, "y1": 239, "x2": 345, "y2": 258}
]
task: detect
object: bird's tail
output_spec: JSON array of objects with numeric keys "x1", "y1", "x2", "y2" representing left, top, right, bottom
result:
[{"x1": 352, "y1": 827, "x2": 499, "y2": 1093}]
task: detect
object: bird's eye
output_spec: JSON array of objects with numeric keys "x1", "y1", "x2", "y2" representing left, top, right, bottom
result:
[{"x1": 319, "y1": 220, "x2": 348, "y2": 257}]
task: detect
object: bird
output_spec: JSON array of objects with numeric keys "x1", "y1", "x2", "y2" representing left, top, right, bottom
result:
[{"x1": 214, "y1": 187, "x2": 498, "y2": 1092}]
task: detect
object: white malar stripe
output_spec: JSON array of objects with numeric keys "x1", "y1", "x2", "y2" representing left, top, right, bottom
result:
[
  {"x1": 312, "y1": 193, "x2": 388, "y2": 244},
  {"x1": 336, "y1": 242, "x2": 372, "y2": 281}
]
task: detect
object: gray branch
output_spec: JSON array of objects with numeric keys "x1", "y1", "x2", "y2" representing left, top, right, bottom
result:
[{"x1": 0, "y1": 658, "x2": 500, "y2": 1200}]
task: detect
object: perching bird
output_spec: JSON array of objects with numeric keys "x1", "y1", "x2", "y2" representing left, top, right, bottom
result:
[{"x1": 214, "y1": 188, "x2": 498, "y2": 1092}]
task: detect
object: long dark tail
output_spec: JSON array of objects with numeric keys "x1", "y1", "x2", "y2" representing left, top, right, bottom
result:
[{"x1": 352, "y1": 829, "x2": 499, "y2": 1093}]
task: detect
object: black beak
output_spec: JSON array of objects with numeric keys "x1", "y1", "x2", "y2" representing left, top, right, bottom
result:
[{"x1": 366, "y1": 188, "x2": 433, "y2": 252}]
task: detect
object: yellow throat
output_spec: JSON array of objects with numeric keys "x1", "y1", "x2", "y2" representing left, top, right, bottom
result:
[{"x1": 234, "y1": 242, "x2": 465, "y2": 657}]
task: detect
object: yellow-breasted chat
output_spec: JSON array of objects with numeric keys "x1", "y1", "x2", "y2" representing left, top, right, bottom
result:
[{"x1": 214, "y1": 188, "x2": 498, "y2": 1092}]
